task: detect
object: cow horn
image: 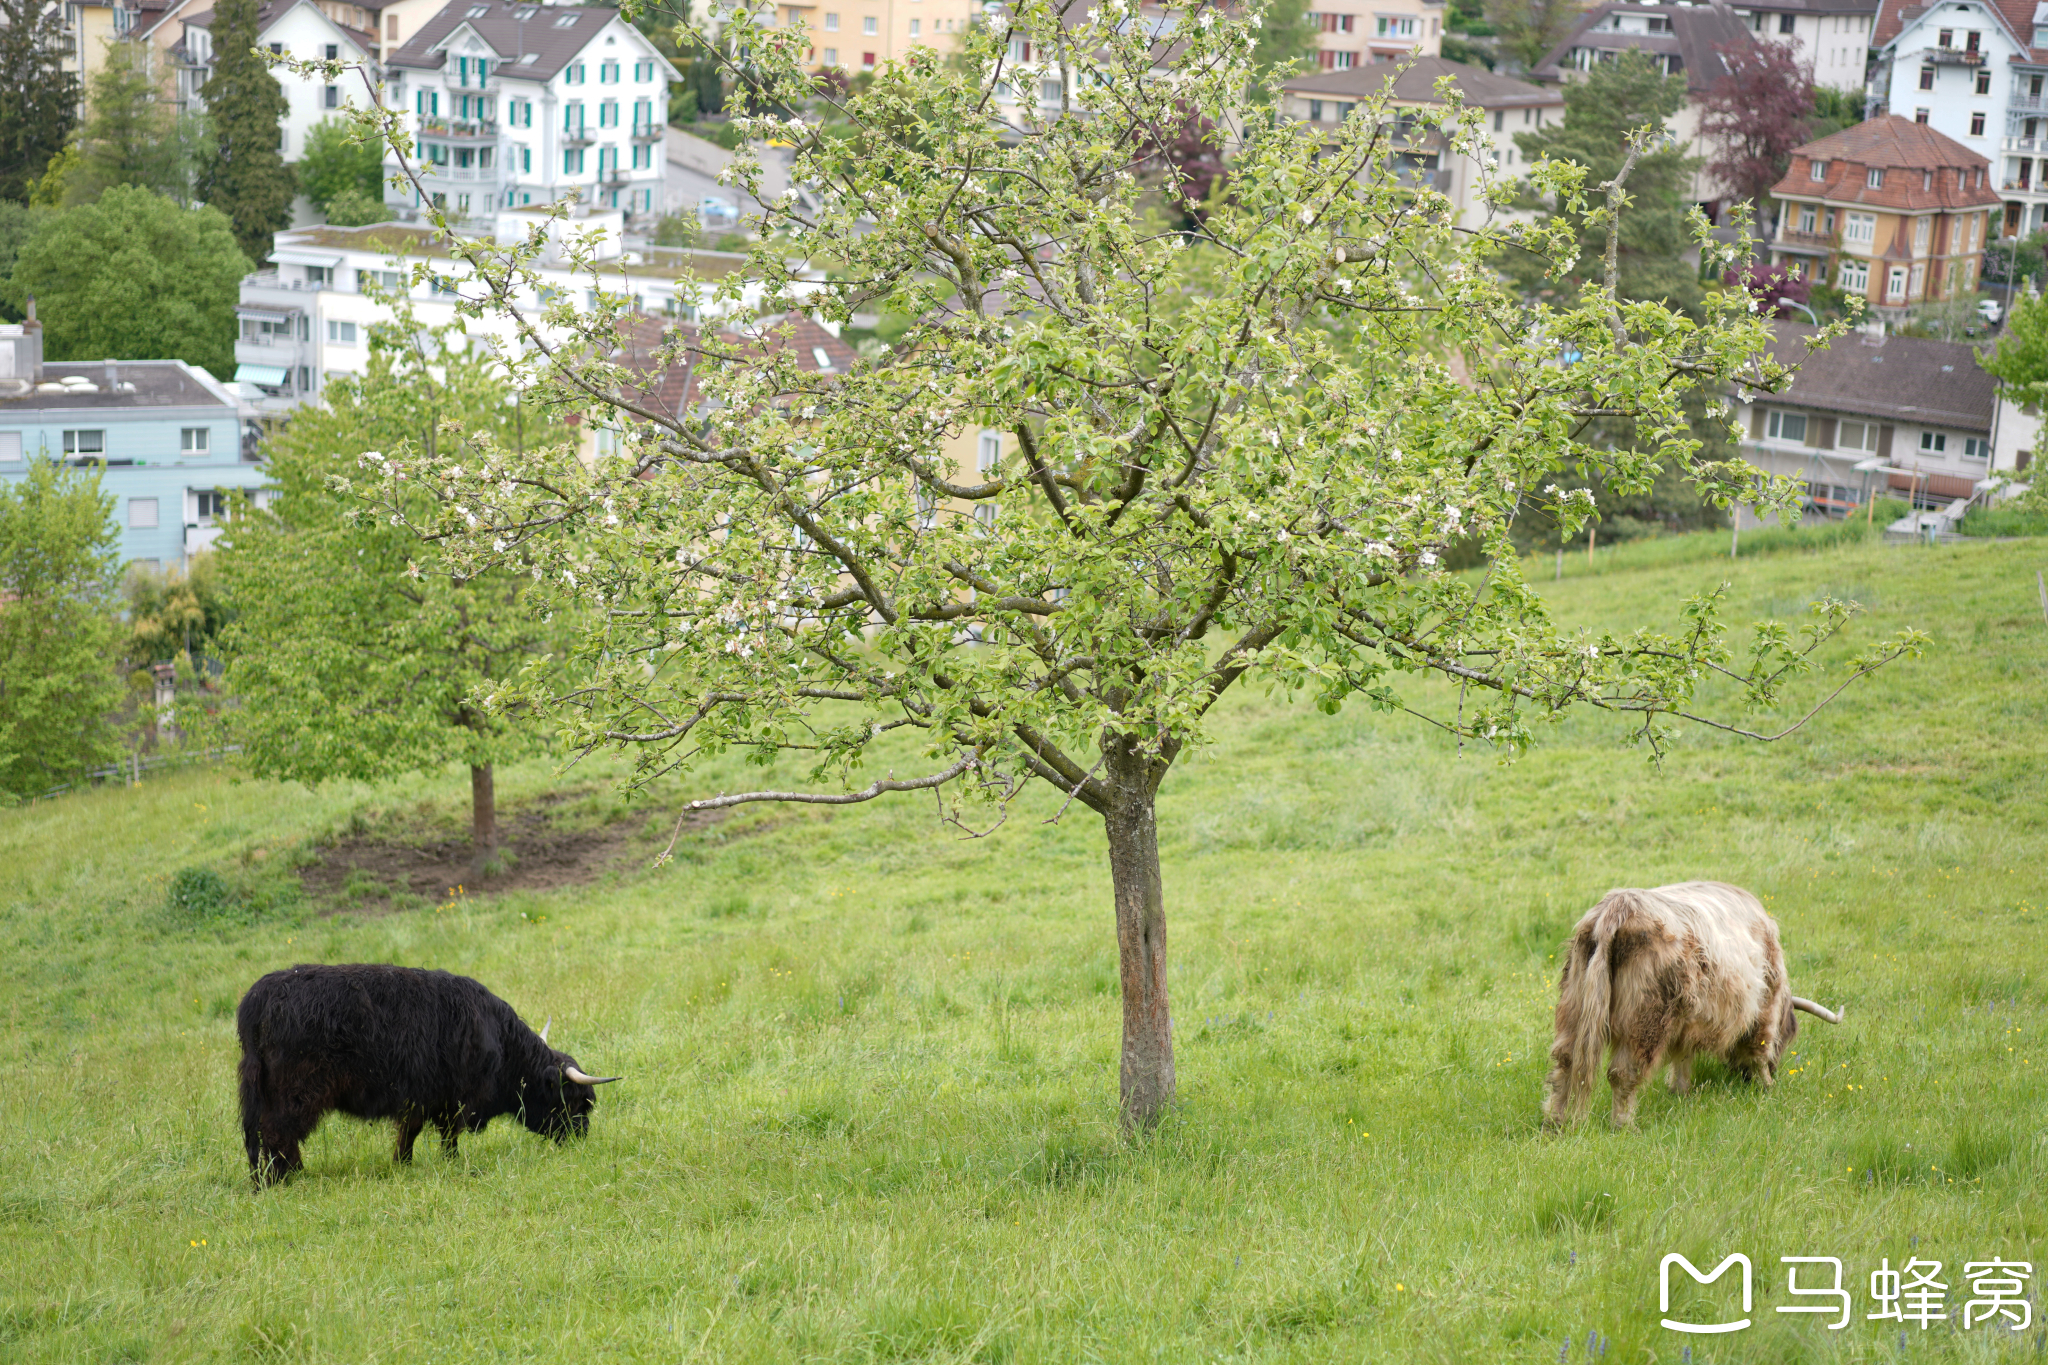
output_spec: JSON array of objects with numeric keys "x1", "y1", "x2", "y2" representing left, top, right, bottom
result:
[
  {"x1": 563, "y1": 1065, "x2": 620, "y2": 1085},
  {"x1": 539, "y1": 1016, "x2": 551, "y2": 1044},
  {"x1": 1791, "y1": 997, "x2": 1842, "y2": 1024}
]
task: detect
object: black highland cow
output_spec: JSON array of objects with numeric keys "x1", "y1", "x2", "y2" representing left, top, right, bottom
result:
[{"x1": 237, "y1": 963, "x2": 618, "y2": 1186}]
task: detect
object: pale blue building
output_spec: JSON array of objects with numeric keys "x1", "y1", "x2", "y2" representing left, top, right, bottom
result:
[{"x1": 0, "y1": 316, "x2": 264, "y2": 569}]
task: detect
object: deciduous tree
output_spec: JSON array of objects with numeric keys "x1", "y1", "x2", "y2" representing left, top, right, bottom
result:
[
  {"x1": 1512, "y1": 50, "x2": 1702, "y2": 310},
  {"x1": 1484, "y1": 0, "x2": 1579, "y2": 73},
  {"x1": 0, "y1": 0, "x2": 79, "y2": 204},
  {"x1": 218, "y1": 317, "x2": 564, "y2": 874},
  {"x1": 340, "y1": 0, "x2": 1917, "y2": 1129},
  {"x1": 197, "y1": 0, "x2": 295, "y2": 263},
  {"x1": 4, "y1": 186, "x2": 248, "y2": 378},
  {"x1": 1698, "y1": 39, "x2": 1816, "y2": 209},
  {"x1": 73, "y1": 38, "x2": 194, "y2": 203},
  {"x1": 296, "y1": 117, "x2": 384, "y2": 218},
  {"x1": 0, "y1": 460, "x2": 125, "y2": 799}
]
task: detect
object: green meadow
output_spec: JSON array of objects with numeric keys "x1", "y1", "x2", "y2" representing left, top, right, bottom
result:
[{"x1": 3, "y1": 535, "x2": 2044, "y2": 1362}]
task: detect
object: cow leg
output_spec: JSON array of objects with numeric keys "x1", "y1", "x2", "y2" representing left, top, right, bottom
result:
[
  {"x1": 1668, "y1": 1053, "x2": 1693, "y2": 1096},
  {"x1": 254, "y1": 1106, "x2": 315, "y2": 1185},
  {"x1": 435, "y1": 1115, "x2": 461, "y2": 1158},
  {"x1": 394, "y1": 1113, "x2": 425, "y2": 1164}
]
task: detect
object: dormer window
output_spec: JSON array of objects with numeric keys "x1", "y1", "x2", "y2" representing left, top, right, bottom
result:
[
  {"x1": 465, "y1": 4, "x2": 487, "y2": 16},
  {"x1": 553, "y1": 12, "x2": 577, "y2": 25},
  {"x1": 1867, "y1": 166, "x2": 1885, "y2": 188},
  {"x1": 1923, "y1": 169, "x2": 1933, "y2": 189},
  {"x1": 1810, "y1": 159, "x2": 1827, "y2": 179}
]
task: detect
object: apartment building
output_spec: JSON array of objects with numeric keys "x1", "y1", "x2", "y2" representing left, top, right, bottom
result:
[
  {"x1": 1303, "y1": 0, "x2": 1445, "y2": 72},
  {"x1": 1533, "y1": 2, "x2": 1761, "y2": 207},
  {"x1": 384, "y1": 0, "x2": 677, "y2": 224},
  {"x1": 749, "y1": 0, "x2": 983, "y2": 72},
  {"x1": 0, "y1": 312, "x2": 260, "y2": 569},
  {"x1": 1729, "y1": 0, "x2": 1878, "y2": 92},
  {"x1": 232, "y1": 218, "x2": 804, "y2": 415},
  {"x1": 1870, "y1": 0, "x2": 2048, "y2": 236},
  {"x1": 1280, "y1": 57, "x2": 1563, "y2": 229},
  {"x1": 1765, "y1": 115, "x2": 1998, "y2": 311},
  {"x1": 1733, "y1": 320, "x2": 1997, "y2": 511},
  {"x1": 176, "y1": 0, "x2": 378, "y2": 161}
]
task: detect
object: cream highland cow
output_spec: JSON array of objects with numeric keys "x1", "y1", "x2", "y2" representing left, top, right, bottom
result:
[{"x1": 1542, "y1": 882, "x2": 1841, "y2": 1128}]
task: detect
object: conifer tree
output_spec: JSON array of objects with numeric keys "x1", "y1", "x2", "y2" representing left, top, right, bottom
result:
[
  {"x1": 197, "y1": 0, "x2": 294, "y2": 263},
  {"x1": 0, "y1": 0, "x2": 80, "y2": 203},
  {"x1": 75, "y1": 39, "x2": 190, "y2": 202}
]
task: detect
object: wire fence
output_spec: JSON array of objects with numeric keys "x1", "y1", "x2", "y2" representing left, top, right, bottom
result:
[{"x1": 16, "y1": 744, "x2": 243, "y2": 807}]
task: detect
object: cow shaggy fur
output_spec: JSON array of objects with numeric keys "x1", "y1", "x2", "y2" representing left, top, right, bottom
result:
[
  {"x1": 1541, "y1": 882, "x2": 1840, "y2": 1128},
  {"x1": 237, "y1": 963, "x2": 615, "y2": 1185}
]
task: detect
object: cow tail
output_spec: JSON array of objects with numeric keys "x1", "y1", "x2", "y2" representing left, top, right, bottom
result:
[
  {"x1": 1548, "y1": 894, "x2": 1627, "y2": 1123},
  {"x1": 237, "y1": 995, "x2": 265, "y2": 1179}
]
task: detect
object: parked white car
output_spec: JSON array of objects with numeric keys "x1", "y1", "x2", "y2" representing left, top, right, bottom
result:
[{"x1": 1978, "y1": 297, "x2": 2004, "y2": 325}]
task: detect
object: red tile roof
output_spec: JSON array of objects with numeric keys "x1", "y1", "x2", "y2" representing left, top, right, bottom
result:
[
  {"x1": 609, "y1": 313, "x2": 858, "y2": 420},
  {"x1": 1768, "y1": 115, "x2": 2001, "y2": 210}
]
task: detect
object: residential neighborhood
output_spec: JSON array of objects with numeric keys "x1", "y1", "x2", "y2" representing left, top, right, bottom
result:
[{"x1": 4, "y1": 1, "x2": 2047, "y2": 1356}]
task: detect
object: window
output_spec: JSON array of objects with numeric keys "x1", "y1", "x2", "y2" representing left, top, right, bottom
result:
[
  {"x1": 1970, "y1": 109, "x2": 1987, "y2": 136},
  {"x1": 600, "y1": 99, "x2": 618, "y2": 126},
  {"x1": 62, "y1": 429, "x2": 105, "y2": 458},
  {"x1": 862, "y1": 50, "x2": 876, "y2": 66},
  {"x1": 1779, "y1": 12, "x2": 1794, "y2": 32},
  {"x1": 521, "y1": 146, "x2": 532, "y2": 172},
  {"x1": 1964, "y1": 436, "x2": 1988, "y2": 458},
  {"x1": 1766, "y1": 410, "x2": 1808, "y2": 443},
  {"x1": 1866, "y1": 166, "x2": 1884, "y2": 189},
  {"x1": 554, "y1": 12, "x2": 579, "y2": 26},
  {"x1": 823, "y1": 45, "x2": 838, "y2": 64},
  {"x1": 1915, "y1": 107, "x2": 1930, "y2": 123},
  {"x1": 357, "y1": 268, "x2": 402, "y2": 292},
  {"x1": 1914, "y1": 216, "x2": 1931, "y2": 252},
  {"x1": 128, "y1": 497, "x2": 158, "y2": 529},
  {"x1": 1309, "y1": 98, "x2": 1324, "y2": 121},
  {"x1": 305, "y1": 265, "x2": 331, "y2": 286},
  {"x1": 565, "y1": 100, "x2": 584, "y2": 131},
  {"x1": 601, "y1": 59, "x2": 618, "y2": 81},
  {"x1": 1809, "y1": 159, "x2": 1826, "y2": 180},
  {"x1": 1843, "y1": 210, "x2": 1875, "y2": 244},
  {"x1": 323, "y1": 42, "x2": 338, "y2": 59},
  {"x1": 1887, "y1": 266, "x2": 1909, "y2": 301},
  {"x1": 327, "y1": 320, "x2": 358, "y2": 344},
  {"x1": 631, "y1": 142, "x2": 649, "y2": 169},
  {"x1": 565, "y1": 148, "x2": 585, "y2": 173},
  {"x1": 1041, "y1": 78, "x2": 1062, "y2": 104},
  {"x1": 1824, "y1": 208, "x2": 1836, "y2": 232},
  {"x1": 194, "y1": 490, "x2": 230, "y2": 522},
  {"x1": 466, "y1": 3, "x2": 487, "y2": 15},
  {"x1": 324, "y1": 83, "x2": 339, "y2": 108},
  {"x1": 1839, "y1": 259, "x2": 1869, "y2": 291},
  {"x1": 268, "y1": 41, "x2": 283, "y2": 53},
  {"x1": 1798, "y1": 204, "x2": 1816, "y2": 232},
  {"x1": 825, "y1": 10, "x2": 839, "y2": 27},
  {"x1": 1919, "y1": 65, "x2": 1934, "y2": 90},
  {"x1": 566, "y1": 61, "x2": 586, "y2": 83},
  {"x1": 180, "y1": 427, "x2": 209, "y2": 454},
  {"x1": 415, "y1": 90, "x2": 440, "y2": 117},
  {"x1": 862, "y1": 15, "x2": 877, "y2": 33},
  {"x1": 812, "y1": 345, "x2": 836, "y2": 372},
  {"x1": 978, "y1": 429, "x2": 1001, "y2": 473},
  {"x1": 0, "y1": 431, "x2": 19, "y2": 464},
  {"x1": 1919, "y1": 431, "x2": 1948, "y2": 453},
  {"x1": 1976, "y1": 68, "x2": 1991, "y2": 94},
  {"x1": 909, "y1": 17, "x2": 919, "y2": 34},
  {"x1": 1839, "y1": 420, "x2": 1878, "y2": 451},
  {"x1": 386, "y1": 13, "x2": 398, "y2": 38}
]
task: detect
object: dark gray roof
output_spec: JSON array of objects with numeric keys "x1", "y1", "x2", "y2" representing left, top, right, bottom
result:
[
  {"x1": 387, "y1": 0, "x2": 629, "y2": 81},
  {"x1": 0, "y1": 361, "x2": 233, "y2": 412},
  {"x1": 1751, "y1": 322, "x2": 1995, "y2": 432},
  {"x1": 1282, "y1": 55, "x2": 1562, "y2": 107},
  {"x1": 1534, "y1": 1, "x2": 1758, "y2": 95},
  {"x1": 1734, "y1": 0, "x2": 1877, "y2": 12}
]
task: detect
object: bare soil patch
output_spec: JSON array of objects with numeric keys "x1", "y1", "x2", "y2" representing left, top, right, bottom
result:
[{"x1": 298, "y1": 794, "x2": 726, "y2": 913}]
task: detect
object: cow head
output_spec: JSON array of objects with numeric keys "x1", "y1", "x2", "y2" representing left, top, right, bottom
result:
[{"x1": 522, "y1": 1051, "x2": 620, "y2": 1141}]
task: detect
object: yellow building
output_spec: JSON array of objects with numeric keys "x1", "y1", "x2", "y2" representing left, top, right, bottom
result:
[{"x1": 752, "y1": 0, "x2": 987, "y2": 74}]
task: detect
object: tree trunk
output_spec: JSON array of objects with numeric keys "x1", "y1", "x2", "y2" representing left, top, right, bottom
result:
[
  {"x1": 1104, "y1": 789, "x2": 1174, "y2": 1129},
  {"x1": 470, "y1": 762, "x2": 497, "y2": 877}
]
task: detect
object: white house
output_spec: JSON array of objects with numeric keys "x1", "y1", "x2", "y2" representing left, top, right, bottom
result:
[
  {"x1": 383, "y1": 0, "x2": 679, "y2": 226},
  {"x1": 1870, "y1": 0, "x2": 2048, "y2": 236},
  {"x1": 177, "y1": 0, "x2": 379, "y2": 163},
  {"x1": 1729, "y1": 0, "x2": 1878, "y2": 94},
  {"x1": 232, "y1": 217, "x2": 810, "y2": 416}
]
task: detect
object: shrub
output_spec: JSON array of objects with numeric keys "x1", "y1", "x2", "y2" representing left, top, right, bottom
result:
[
  {"x1": 1958, "y1": 502, "x2": 2048, "y2": 537},
  {"x1": 164, "y1": 863, "x2": 300, "y2": 927}
]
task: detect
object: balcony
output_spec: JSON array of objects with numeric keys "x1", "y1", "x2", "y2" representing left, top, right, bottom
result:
[
  {"x1": 1773, "y1": 226, "x2": 1835, "y2": 252},
  {"x1": 563, "y1": 129, "x2": 595, "y2": 147},
  {"x1": 1920, "y1": 45, "x2": 1985, "y2": 64},
  {"x1": 602, "y1": 170, "x2": 631, "y2": 188},
  {"x1": 2012, "y1": 91, "x2": 2048, "y2": 113},
  {"x1": 2004, "y1": 135, "x2": 2047, "y2": 153},
  {"x1": 420, "y1": 163, "x2": 498, "y2": 182},
  {"x1": 419, "y1": 117, "x2": 498, "y2": 141},
  {"x1": 630, "y1": 123, "x2": 663, "y2": 142}
]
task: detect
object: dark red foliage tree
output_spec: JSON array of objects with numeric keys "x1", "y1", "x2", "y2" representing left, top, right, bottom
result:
[
  {"x1": 1141, "y1": 100, "x2": 1228, "y2": 226},
  {"x1": 1724, "y1": 261, "x2": 1812, "y2": 318},
  {"x1": 1699, "y1": 40, "x2": 1817, "y2": 207}
]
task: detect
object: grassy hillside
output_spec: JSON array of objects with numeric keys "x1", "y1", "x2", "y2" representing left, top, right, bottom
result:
[{"x1": 3, "y1": 535, "x2": 2044, "y2": 1362}]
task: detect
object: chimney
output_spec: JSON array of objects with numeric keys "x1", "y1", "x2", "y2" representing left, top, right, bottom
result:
[{"x1": 22, "y1": 295, "x2": 36, "y2": 331}]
